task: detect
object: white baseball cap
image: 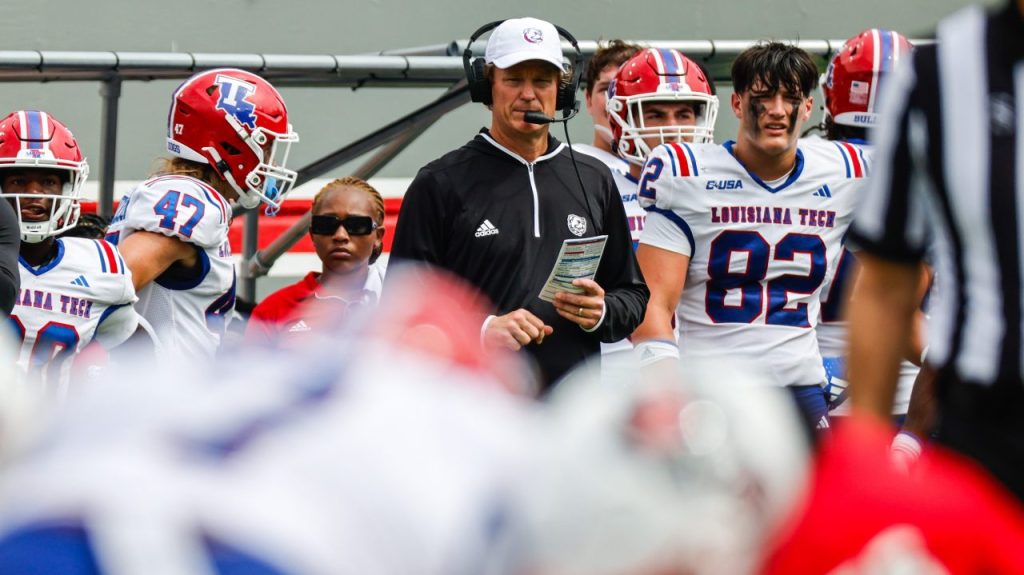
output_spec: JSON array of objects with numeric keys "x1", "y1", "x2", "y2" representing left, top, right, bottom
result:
[{"x1": 484, "y1": 17, "x2": 565, "y2": 71}]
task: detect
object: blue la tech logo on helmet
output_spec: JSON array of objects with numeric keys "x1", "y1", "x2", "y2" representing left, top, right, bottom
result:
[{"x1": 214, "y1": 74, "x2": 258, "y2": 129}]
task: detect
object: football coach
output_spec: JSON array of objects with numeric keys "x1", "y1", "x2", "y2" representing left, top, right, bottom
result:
[{"x1": 389, "y1": 17, "x2": 648, "y2": 392}]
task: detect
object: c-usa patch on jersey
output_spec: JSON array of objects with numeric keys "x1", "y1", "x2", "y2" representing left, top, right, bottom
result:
[{"x1": 567, "y1": 214, "x2": 587, "y2": 237}]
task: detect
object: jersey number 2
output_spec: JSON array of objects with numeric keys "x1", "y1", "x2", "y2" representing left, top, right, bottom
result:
[
  {"x1": 154, "y1": 191, "x2": 206, "y2": 238},
  {"x1": 706, "y1": 230, "x2": 826, "y2": 327}
]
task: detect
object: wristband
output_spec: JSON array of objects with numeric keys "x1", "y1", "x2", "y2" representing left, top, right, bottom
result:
[
  {"x1": 891, "y1": 430, "x2": 923, "y2": 468},
  {"x1": 634, "y1": 340, "x2": 680, "y2": 366}
]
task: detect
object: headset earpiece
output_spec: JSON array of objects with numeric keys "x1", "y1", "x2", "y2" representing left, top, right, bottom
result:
[
  {"x1": 552, "y1": 24, "x2": 583, "y2": 115},
  {"x1": 469, "y1": 57, "x2": 491, "y2": 105},
  {"x1": 463, "y1": 20, "x2": 504, "y2": 106}
]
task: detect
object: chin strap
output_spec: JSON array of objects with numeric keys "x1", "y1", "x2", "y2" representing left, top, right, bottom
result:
[
  {"x1": 202, "y1": 146, "x2": 259, "y2": 210},
  {"x1": 593, "y1": 124, "x2": 614, "y2": 145}
]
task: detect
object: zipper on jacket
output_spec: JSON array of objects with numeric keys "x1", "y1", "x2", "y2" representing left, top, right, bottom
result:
[
  {"x1": 477, "y1": 132, "x2": 565, "y2": 240},
  {"x1": 527, "y1": 162, "x2": 540, "y2": 238}
]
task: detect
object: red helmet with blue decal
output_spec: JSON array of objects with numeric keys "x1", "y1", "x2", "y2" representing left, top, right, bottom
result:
[
  {"x1": 607, "y1": 48, "x2": 718, "y2": 166},
  {"x1": 823, "y1": 29, "x2": 914, "y2": 129},
  {"x1": 0, "y1": 110, "x2": 88, "y2": 243},
  {"x1": 166, "y1": 68, "x2": 299, "y2": 212}
]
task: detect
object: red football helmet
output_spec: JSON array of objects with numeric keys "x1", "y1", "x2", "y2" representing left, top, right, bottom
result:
[
  {"x1": 823, "y1": 29, "x2": 914, "y2": 129},
  {"x1": 167, "y1": 68, "x2": 299, "y2": 212},
  {"x1": 607, "y1": 48, "x2": 718, "y2": 166},
  {"x1": 0, "y1": 110, "x2": 88, "y2": 243}
]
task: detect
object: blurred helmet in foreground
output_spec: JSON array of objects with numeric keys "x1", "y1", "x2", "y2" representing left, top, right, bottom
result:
[{"x1": 518, "y1": 358, "x2": 811, "y2": 575}]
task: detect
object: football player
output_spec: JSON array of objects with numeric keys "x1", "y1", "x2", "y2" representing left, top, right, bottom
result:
[
  {"x1": 631, "y1": 42, "x2": 864, "y2": 430},
  {"x1": 519, "y1": 357, "x2": 810, "y2": 575},
  {"x1": 573, "y1": 39, "x2": 640, "y2": 174},
  {"x1": 607, "y1": 47, "x2": 719, "y2": 247},
  {"x1": 0, "y1": 268, "x2": 539, "y2": 575},
  {"x1": 815, "y1": 29, "x2": 922, "y2": 421},
  {"x1": 596, "y1": 47, "x2": 718, "y2": 368},
  {"x1": 105, "y1": 68, "x2": 299, "y2": 361},
  {"x1": 0, "y1": 110, "x2": 138, "y2": 396}
]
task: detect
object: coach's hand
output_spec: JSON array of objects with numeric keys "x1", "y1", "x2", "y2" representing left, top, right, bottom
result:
[
  {"x1": 554, "y1": 279, "x2": 605, "y2": 331},
  {"x1": 485, "y1": 309, "x2": 554, "y2": 350}
]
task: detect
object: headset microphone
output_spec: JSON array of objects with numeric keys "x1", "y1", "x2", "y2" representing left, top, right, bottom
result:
[{"x1": 524, "y1": 107, "x2": 580, "y2": 125}]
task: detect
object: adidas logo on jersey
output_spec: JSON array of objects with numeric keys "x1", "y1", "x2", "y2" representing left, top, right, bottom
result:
[
  {"x1": 813, "y1": 185, "x2": 833, "y2": 198},
  {"x1": 475, "y1": 220, "x2": 499, "y2": 238},
  {"x1": 70, "y1": 275, "x2": 90, "y2": 288},
  {"x1": 288, "y1": 320, "x2": 311, "y2": 333}
]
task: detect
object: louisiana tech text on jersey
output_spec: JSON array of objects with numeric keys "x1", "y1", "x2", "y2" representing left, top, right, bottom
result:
[
  {"x1": 710, "y1": 205, "x2": 837, "y2": 228},
  {"x1": 16, "y1": 288, "x2": 95, "y2": 319}
]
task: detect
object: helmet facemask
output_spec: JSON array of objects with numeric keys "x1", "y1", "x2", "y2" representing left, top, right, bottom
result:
[
  {"x1": 204, "y1": 114, "x2": 299, "y2": 215},
  {"x1": 0, "y1": 162, "x2": 87, "y2": 244},
  {"x1": 609, "y1": 92, "x2": 719, "y2": 166}
]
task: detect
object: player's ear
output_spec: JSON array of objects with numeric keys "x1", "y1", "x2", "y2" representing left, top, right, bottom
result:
[
  {"x1": 802, "y1": 95, "x2": 814, "y2": 121},
  {"x1": 731, "y1": 92, "x2": 743, "y2": 118}
]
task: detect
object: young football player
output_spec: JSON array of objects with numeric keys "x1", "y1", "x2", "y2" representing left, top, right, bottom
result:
[
  {"x1": 607, "y1": 47, "x2": 719, "y2": 246},
  {"x1": 631, "y1": 42, "x2": 864, "y2": 430},
  {"x1": 598, "y1": 47, "x2": 718, "y2": 367},
  {"x1": 106, "y1": 68, "x2": 299, "y2": 361},
  {"x1": 573, "y1": 39, "x2": 640, "y2": 173},
  {"x1": 815, "y1": 29, "x2": 921, "y2": 422},
  {"x1": 1, "y1": 110, "x2": 137, "y2": 395}
]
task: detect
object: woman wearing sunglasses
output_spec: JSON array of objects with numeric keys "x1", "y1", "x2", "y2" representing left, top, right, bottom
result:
[{"x1": 245, "y1": 177, "x2": 385, "y2": 347}]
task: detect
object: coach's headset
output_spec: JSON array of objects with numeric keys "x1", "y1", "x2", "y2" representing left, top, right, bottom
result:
[
  {"x1": 462, "y1": 19, "x2": 595, "y2": 230},
  {"x1": 462, "y1": 19, "x2": 584, "y2": 118}
]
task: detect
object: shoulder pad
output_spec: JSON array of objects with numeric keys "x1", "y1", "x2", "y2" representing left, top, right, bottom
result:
[
  {"x1": 801, "y1": 139, "x2": 871, "y2": 180},
  {"x1": 122, "y1": 176, "x2": 230, "y2": 248},
  {"x1": 637, "y1": 143, "x2": 701, "y2": 210}
]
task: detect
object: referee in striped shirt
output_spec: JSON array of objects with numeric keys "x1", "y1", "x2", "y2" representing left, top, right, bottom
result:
[{"x1": 848, "y1": 0, "x2": 1024, "y2": 500}]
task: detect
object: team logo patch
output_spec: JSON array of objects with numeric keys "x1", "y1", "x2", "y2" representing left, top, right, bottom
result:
[
  {"x1": 849, "y1": 80, "x2": 870, "y2": 105},
  {"x1": 567, "y1": 214, "x2": 587, "y2": 237},
  {"x1": 214, "y1": 74, "x2": 258, "y2": 129},
  {"x1": 17, "y1": 149, "x2": 47, "y2": 160},
  {"x1": 523, "y1": 28, "x2": 544, "y2": 44}
]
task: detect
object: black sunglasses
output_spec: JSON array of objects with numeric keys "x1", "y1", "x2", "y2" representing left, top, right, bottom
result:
[{"x1": 310, "y1": 214, "x2": 378, "y2": 236}]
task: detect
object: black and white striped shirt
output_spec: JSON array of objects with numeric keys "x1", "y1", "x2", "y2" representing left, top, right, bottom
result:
[{"x1": 850, "y1": 3, "x2": 1024, "y2": 387}]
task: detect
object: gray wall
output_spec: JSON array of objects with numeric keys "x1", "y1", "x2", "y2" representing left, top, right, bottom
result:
[{"x1": 0, "y1": 0, "x2": 1002, "y2": 182}]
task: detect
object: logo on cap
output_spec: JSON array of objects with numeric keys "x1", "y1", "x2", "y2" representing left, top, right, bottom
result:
[{"x1": 523, "y1": 28, "x2": 544, "y2": 44}]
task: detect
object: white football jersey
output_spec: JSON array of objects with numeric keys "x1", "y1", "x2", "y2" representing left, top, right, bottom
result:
[
  {"x1": 106, "y1": 175, "x2": 235, "y2": 361},
  {"x1": 574, "y1": 145, "x2": 647, "y2": 364},
  {"x1": 0, "y1": 341, "x2": 537, "y2": 575},
  {"x1": 572, "y1": 143, "x2": 630, "y2": 174},
  {"x1": 10, "y1": 237, "x2": 137, "y2": 394},
  {"x1": 638, "y1": 140, "x2": 864, "y2": 387},
  {"x1": 572, "y1": 144, "x2": 645, "y2": 245},
  {"x1": 812, "y1": 143, "x2": 920, "y2": 415}
]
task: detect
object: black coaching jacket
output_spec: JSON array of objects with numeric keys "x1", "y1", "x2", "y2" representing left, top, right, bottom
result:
[{"x1": 390, "y1": 129, "x2": 649, "y2": 390}]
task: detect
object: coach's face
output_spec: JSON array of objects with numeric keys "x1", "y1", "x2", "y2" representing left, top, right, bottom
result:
[
  {"x1": 732, "y1": 82, "x2": 812, "y2": 158},
  {"x1": 491, "y1": 60, "x2": 560, "y2": 138}
]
